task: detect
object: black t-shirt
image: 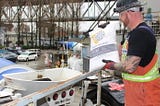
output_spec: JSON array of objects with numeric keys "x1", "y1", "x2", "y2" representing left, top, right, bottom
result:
[{"x1": 127, "y1": 22, "x2": 156, "y2": 67}]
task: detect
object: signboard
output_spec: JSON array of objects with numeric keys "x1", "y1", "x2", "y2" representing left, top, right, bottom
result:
[{"x1": 83, "y1": 23, "x2": 120, "y2": 72}]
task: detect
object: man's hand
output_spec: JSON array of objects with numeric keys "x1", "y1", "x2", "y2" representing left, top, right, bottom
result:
[{"x1": 102, "y1": 59, "x2": 115, "y2": 70}]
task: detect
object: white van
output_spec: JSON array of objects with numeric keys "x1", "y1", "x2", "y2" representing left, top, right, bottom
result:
[
  {"x1": 17, "y1": 51, "x2": 38, "y2": 61},
  {"x1": 27, "y1": 49, "x2": 41, "y2": 56}
]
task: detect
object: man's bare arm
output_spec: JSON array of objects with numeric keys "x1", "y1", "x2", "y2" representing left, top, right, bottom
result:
[{"x1": 114, "y1": 55, "x2": 141, "y2": 73}]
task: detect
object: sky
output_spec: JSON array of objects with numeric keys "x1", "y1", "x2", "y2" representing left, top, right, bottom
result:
[
  {"x1": 78, "y1": 1, "x2": 119, "y2": 32},
  {"x1": 79, "y1": 21, "x2": 120, "y2": 32},
  {"x1": 140, "y1": 0, "x2": 160, "y2": 12}
]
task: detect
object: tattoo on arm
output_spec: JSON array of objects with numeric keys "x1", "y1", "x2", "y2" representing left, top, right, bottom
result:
[{"x1": 114, "y1": 55, "x2": 141, "y2": 73}]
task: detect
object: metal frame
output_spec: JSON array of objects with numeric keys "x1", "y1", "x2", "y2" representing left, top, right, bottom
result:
[{"x1": 0, "y1": 0, "x2": 117, "y2": 47}]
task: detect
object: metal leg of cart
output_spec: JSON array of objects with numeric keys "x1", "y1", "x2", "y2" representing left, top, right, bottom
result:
[
  {"x1": 97, "y1": 70, "x2": 102, "y2": 106},
  {"x1": 80, "y1": 70, "x2": 102, "y2": 106},
  {"x1": 80, "y1": 80, "x2": 91, "y2": 106}
]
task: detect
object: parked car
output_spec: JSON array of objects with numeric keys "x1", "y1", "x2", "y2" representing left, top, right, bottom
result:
[
  {"x1": 0, "y1": 50, "x2": 18, "y2": 62},
  {"x1": 27, "y1": 49, "x2": 41, "y2": 56},
  {"x1": 5, "y1": 47, "x2": 24, "y2": 55},
  {"x1": 17, "y1": 51, "x2": 38, "y2": 62}
]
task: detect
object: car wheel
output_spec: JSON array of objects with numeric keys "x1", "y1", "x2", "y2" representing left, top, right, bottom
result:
[
  {"x1": 34, "y1": 56, "x2": 38, "y2": 61},
  {"x1": 26, "y1": 58, "x2": 29, "y2": 62}
]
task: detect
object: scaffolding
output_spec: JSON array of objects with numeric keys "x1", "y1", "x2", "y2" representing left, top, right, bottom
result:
[{"x1": 0, "y1": 0, "x2": 117, "y2": 48}]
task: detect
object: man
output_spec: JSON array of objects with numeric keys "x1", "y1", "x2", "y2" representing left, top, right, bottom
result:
[{"x1": 103, "y1": 0, "x2": 160, "y2": 106}]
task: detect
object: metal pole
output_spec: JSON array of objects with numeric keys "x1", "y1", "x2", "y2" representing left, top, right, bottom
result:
[
  {"x1": 80, "y1": 80, "x2": 91, "y2": 106},
  {"x1": 97, "y1": 70, "x2": 102, "y2": 106}
]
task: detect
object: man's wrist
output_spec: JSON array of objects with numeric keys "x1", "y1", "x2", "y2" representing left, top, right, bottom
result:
[{"x1": 114, "y1": 63, "x2": 125, "y2": 72}]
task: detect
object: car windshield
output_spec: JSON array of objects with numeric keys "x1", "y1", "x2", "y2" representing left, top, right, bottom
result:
[{"x1": 21, "y1": 52, "x2": 29, "y2": 55}]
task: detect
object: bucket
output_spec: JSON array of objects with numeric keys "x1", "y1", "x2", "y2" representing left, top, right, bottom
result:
[{"x1": 3, "y1": 68, "x2": 82, "y2": 95}]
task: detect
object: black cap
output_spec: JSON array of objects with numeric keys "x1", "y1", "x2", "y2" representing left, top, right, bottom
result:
[{"x1": 114, "y1": 0, "x2": 143, "y2": 13}]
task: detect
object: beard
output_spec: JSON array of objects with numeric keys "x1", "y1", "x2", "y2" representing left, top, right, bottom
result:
[
  {"x1": 119, "y1": 12, "x2": 129, "y2": 27},
  {"x1": 121, "y1": 16, "x2": 129, "y2": 28}
]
